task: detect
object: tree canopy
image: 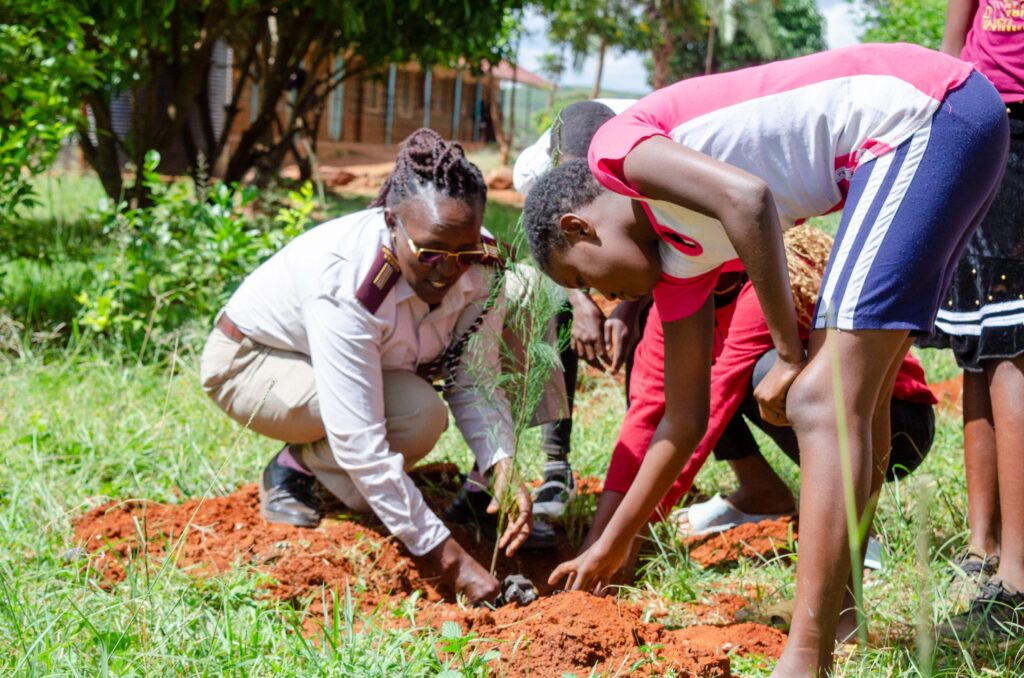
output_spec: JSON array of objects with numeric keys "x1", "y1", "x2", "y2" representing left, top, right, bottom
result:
[
  {"x1": 10, "y1": 0, "x2": 532, "y2": 202},
  {"x1": 662, "y1": 0, "x2": 826, "y2": 82},
  {"x1": 857, "y1": 0, "x2": 946, "y2": 48}
]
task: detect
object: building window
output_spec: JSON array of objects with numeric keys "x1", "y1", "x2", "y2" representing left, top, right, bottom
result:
[
  {"x1": 366, "y1": 78, "x2": 384, "y2": 113},
  {"x1": 399, "y1": 71, "x2": 414, "y2": 115},
  {"x1": 432, "y1": 77, "x2": 449, "y2": 113},
  {"x1": 329, "y1": 56, "x2": 344, "y2": 141},
  {"x1": 250, "y1": 80, "x2": 259, "y2": 123}
]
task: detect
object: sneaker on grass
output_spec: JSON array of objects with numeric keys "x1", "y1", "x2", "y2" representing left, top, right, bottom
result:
[
  {"x1": 948, "y1": 547, "x2": 1000, "y2": 612},
  {"x1": 532, "y1": 461, "x2": 577, "y2": 518},
  {"x1": 939, "y1": 577, "x2": 1024, "y2": 642}
]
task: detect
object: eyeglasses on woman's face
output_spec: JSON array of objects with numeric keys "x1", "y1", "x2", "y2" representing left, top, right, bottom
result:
[{"x1": 393, "y1": 214, "x2": 487, "y2": 267}]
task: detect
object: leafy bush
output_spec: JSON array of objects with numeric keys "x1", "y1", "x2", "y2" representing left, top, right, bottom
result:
[
  {"x1": 0, "y1": 5, "x2": 97, "y2": 217},
  {"x1": 75, "y1": 151, "x2": 315, "y2": 349}
]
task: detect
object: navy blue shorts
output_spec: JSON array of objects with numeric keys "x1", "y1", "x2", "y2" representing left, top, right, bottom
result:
[{"x1": 814, "y1": 71, "x2": 1010, "y2": 333}]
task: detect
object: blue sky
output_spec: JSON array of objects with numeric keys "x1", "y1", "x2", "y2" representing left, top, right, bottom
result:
[{"x1": 518, "y1": 0, "x2": 866, "y2": 94}]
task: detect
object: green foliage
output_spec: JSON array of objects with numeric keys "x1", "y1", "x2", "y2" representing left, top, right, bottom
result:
[
  {"x1": 60, "y1": 0, "x2": 533, "y2": 198},
  {"x1": 544, "y1": 0, "x2": 653, "y2": 95},
  {"x1": 0, "y1": 3, "x2": 97, "y2": 217},
  {"x1": 667, "y1": 0, "x2": 826, "y2": 79},
  {"x1": 857, "y1": 0, "x2": 947, "y2": 48},
  {"x1": 74, "y1": 151, "x2": 316, "y2": 348}
]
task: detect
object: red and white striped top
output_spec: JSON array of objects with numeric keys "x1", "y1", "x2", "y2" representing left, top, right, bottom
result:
[{"x1": 588, "y1": 43, "x2": 973, "y2": 320}]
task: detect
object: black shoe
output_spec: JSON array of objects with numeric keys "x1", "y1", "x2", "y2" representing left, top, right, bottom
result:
[
  {"x1": 939, "y1": 577, "x2": 1024, "y2": 641},
  {"x1": 258, "y1": 447, "x2": 322, "y2": 528},
  {"x1": 444, "y1": 484, "x2": 559, "y2": 551}
]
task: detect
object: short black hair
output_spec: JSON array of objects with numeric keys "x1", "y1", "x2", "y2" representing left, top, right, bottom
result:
[
  {"x1": 371, "y1": 128, "x2": 487, "y2": 210},
  {"x1": 549, "y1": 101, "x2": 615, "y2": 165},
  {"x1": 522, "y1": 158, "x2": 605, "y2": 273}
]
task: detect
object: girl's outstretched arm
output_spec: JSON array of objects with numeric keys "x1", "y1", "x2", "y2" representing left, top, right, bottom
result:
[
  {"x1": 622, "y1": 136, "x2": 805, "y2": 424},
  {"x1": 548, "y1": 298, "x2": 715, "y2": 592}
]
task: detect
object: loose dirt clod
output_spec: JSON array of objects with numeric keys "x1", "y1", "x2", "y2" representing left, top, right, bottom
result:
[
  {"x1": 72, "y1": 480, "x2": 786, "y2": 675},
  {"x1": 685, "y1": 518, "x2": 797, "y2": 569}
]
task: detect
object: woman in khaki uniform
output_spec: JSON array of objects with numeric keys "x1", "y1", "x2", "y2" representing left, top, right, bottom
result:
[{"x1": 200, "y1": 129, "x2": 531, "y2": 604}]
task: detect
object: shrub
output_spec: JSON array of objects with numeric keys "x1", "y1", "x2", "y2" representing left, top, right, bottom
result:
[{"x1": 75, "y1": 151, "x2": 315, "y2": 350}]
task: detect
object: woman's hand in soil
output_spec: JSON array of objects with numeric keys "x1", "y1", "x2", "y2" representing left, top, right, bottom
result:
[
  {"x1": 753, "y1": 356, "x2": 806, "y2": 427},
  {"x1": 427, "y1": 536, "x2": 500, "y2": 605},
  {"x1": 548, "y1": 537, "x2": 626, "y2": 595},
  {"x1": 569, "y1": 290, "x2": 609, "y2": 369},
  {"x1": 488, "y1": 459, "x2": 533, "y2": 557}
]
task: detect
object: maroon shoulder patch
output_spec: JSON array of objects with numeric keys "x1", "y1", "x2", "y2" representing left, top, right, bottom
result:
[{"x1": 356, "y1": 246, "x2": 400, "y2": 314}]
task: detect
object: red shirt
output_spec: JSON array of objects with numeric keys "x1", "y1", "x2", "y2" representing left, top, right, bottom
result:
[{"x1": 603, "y1": 283, "x2": 936, "y2": 518}]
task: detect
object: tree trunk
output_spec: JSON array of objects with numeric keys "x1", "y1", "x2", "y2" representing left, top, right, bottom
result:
[
  {"x1": 546, "y1": 83, "x2": 559, "y2": 110},
  {"x1": 705, "y1": 19, "x2": 717, "y2": 75},
  {"x1": 77, "y1": 94, "x2": 125, "y2": 201},
  {"x1": 591, "y1": 37, "x2": 607, "y2": 99},
  {"x1": 502, "y1": 29, "x2": 524, "y2": 165},
  {"x1": 489, "y1": 68, "x2": 510, "y2": 167}
]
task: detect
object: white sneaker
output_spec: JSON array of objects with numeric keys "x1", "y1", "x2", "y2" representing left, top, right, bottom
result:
[{"x1": 532, "y1": 461, "x2": 577, "y2": 517}]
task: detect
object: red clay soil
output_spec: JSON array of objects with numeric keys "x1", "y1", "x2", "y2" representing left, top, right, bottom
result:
[
  {"x1": 930, "y1": 374, "x2": 963, "y2": 414},
  {"x1": 684, "y1": 518, "x2": 798, "y2": 569},
  {"x1": 72, "y1": 484, "x2": 436, "y2": 606},
  {"x1": 420, "y1": 591, "x2": 784, "y2": 677},
  {"x1": 72, "y1": 468, "x2": 786, "y2": 674}
]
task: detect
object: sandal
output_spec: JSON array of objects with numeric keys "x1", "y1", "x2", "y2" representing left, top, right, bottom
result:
[{"x1": 673, "y1": 494, "x2": 793, "y2": 536}]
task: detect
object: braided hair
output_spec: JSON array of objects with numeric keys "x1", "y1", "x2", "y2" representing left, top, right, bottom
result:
[
  {"x1": 371, "y1": 128, "x2": 487, "y2": 210},
  {"x1": 782, "y1": 225, "x2": 834, "y2": 328}
]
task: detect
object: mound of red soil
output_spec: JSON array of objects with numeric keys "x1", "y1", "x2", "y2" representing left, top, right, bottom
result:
[
  {"x1": 420, "y1": 592, "x2": 783, "y2": 677},
  {"x1": 685, "y1": 518, "x2": 797, "y2": 569},
  {"x1": 72, "y1": 476, "x2": 786, "y2": 674},
  {"x1": 73, "y1": 484, "x2": 434, "y2": 606}
]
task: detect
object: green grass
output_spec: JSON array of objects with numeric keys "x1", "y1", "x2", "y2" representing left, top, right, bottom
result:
[{"x1": 1, "y1": 173, "x2": 1020, "y2": 675}]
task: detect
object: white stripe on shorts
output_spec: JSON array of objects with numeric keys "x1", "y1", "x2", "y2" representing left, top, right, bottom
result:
[
  {"x1": 835, "y1": 123, "x2": 932, "y2": 325},
  {"x1": 816, "y1": 152, "x2": 895, "y2": 325}
]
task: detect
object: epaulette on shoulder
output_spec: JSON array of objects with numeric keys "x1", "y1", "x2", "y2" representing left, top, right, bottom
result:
[
  {"x1": 480, "y1": 235, "x2": 505, "y2": 267},
  {"x1": 356, "y1": 246, "x2": 400, "y2": 314}
]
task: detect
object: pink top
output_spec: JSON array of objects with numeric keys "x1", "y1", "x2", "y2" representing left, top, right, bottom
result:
[
  {"x1": 961, "y1": 1, "x2": 1024, "y2": 102},
  {"x1": 588, "y1": 43, "x2": 974, "y2": 321}
]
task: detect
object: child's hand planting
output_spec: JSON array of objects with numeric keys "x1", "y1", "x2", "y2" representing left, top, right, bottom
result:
[{"x1": 547, "y1": 537, "x2": 627, "y2": 594}]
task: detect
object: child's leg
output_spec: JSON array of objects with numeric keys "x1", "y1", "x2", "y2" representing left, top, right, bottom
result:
[
  {"x1": 988, "y1": 355, "x2": 1024, "y2": 590},
  {"x1": 771, "y1": 328, "x2": 909, "y2": 676},
  {"x1": 964, "y1": 368, "x2": 1001, "y2": 555}
]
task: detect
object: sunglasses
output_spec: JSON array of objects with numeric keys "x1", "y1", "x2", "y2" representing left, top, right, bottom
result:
[{"x1": 393, "y1": 215, "x2": 487, "y2": 267}]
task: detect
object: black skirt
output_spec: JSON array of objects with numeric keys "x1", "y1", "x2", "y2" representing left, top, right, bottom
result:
[{"x1": 920, "y1": 114, "x2": 1024, "y2": 372}]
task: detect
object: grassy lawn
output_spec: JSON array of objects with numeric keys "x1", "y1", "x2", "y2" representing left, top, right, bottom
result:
[{"x1": 1, "y1": 175, "x2": 1020, "y2": 675}]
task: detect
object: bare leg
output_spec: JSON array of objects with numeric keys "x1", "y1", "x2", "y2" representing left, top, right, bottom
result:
[
  {"x1": 835, "y1": 337, "x2": 910, "y2": 645},
  {"x1": 770, "y1": 329, "x2": 910, "y2": 677},
  {"x1": 963, "y1": 369, "x2": 1001, "y2": 555},
  {"x1": 726, "y1": 455, "x2": 797, "y2": 515},
  {"x1": 988, "y1": 355, "x2": 1024, "y2": 590}
]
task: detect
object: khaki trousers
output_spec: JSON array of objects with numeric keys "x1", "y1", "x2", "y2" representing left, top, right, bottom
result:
[{"x1": 199, "y1": 327, "x2": 448, "y2": 511}]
